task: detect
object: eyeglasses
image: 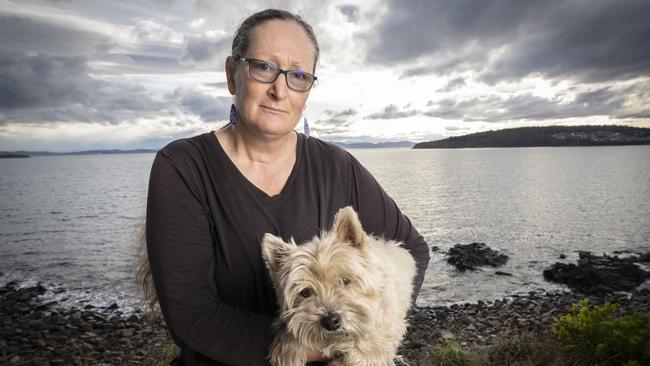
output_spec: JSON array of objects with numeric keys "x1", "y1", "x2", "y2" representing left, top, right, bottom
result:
[{"x1": 238, "y1": 57, "x2": 317, "y2": 92}]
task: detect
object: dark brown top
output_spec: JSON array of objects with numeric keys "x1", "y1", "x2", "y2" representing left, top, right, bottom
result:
[{"x1": 146, "y1": 132, "x2": 430, "y2": 365}]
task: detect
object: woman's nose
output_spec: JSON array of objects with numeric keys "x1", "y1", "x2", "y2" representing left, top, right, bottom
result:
[{"x1": 268, "y1": 73, "x2": 288, "y2": 100}]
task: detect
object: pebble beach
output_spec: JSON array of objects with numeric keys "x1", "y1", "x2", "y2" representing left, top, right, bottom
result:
[{"x1": 3, "y1": 278, "x2": 649, "y2": 365}]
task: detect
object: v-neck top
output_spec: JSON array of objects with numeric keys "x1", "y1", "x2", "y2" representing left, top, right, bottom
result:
[
  {"x1": 212, "y1": 131, "x2": 303, "y2": 203},
  {"x1": 146, "y1": 132, "x2": 430, "y2": 366}
]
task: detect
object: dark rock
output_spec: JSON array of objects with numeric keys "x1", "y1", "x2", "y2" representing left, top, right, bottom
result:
[
  {"x1": 543, "y1": 251, "x2": 650, "y2": 295},
  {"x1": 107, "y1": 303, "x2": 119, "y2": 310},
  {"x1": 431, "y1": 246, "x2": 440, "y2": 252},
  {"x1": 559, "y1": 253, "x2": 566, "y2": 259},
  {"x1": 637, "y1": 252, "x2": 650, "y2": 262},
  {"x1": 495, "y1": 271, "x2": 513, "y2": 276},
  {"x1": 447, "y1": 242, "x2": 509, "y2": 271}
]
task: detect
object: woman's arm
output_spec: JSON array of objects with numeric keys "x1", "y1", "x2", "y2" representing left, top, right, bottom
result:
[
  {"x1": 146, "y1": 149, "x2": 274, "y2": 365},
  {"x1": 347, "y1": 154, "x2": 431, "y2": 305}
]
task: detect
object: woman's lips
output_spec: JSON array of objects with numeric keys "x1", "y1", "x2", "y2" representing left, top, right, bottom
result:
[{"x1": 260, "y1": 105, "x2": 288, "y2": 114}]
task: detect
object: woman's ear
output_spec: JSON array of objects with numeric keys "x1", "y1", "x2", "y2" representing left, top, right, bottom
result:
[{"x1": 225, "y1": 56, "x2": 236, "y2": 95}]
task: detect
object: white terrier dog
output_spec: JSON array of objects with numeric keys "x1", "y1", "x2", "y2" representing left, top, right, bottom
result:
[{"x1": 261, "y1": 206, "x2": 416, "y2": 366}]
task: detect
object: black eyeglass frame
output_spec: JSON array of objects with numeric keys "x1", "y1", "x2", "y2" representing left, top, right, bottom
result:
[{"x1": 238, "y1": 57, "x2": 318, "y2": 92}]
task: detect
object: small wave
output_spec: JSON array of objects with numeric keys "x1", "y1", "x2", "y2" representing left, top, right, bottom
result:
[
  {"x1": 37, "y1": 285, "x2": 143, "y2": 315},
  {"x1": 118, "y1": 215, "x2": 138, "y2": 220},
  {"x1": 1, "y1": 276, "x2": 144, "y2": 315}
]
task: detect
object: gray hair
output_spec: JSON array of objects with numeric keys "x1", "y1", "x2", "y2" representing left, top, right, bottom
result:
[{"x1": 231, "y1": 9, "x2": 320, "y2": 72}]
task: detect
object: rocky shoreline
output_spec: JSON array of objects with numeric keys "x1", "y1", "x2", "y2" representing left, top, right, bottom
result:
[
  {"x1": 2, "y1": 281, "x2": 649, "y2": 366},
  {"x1": 1, "y1": 281, "x2": 172, "y2": 365},
  {"x1": 3, "y1": 247, "x2": 650, "y2": 365}
]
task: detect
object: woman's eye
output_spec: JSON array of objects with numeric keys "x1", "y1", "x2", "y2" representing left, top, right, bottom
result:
[
  {"x1": 291, "y1": 71, "x2": 306, "y2": 80},
  {"x1": 300, "y1": 288, "x2": 313, "y2": 298},
  {"x1": 255, "y1": 62, "x2": 272, "y2": 71}
]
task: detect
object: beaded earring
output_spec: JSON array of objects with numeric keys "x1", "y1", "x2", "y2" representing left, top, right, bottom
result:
[
  {"x1": 303, "y1": 117, "x2": 310, "y2": 138},
  {"x1": 229, "y1": 104, "x2": 238, "y2": 125}
]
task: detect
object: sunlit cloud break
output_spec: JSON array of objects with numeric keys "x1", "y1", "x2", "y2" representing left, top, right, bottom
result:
[{"x1": 0, "y1": 0, "x2": 649, "y2": 151}]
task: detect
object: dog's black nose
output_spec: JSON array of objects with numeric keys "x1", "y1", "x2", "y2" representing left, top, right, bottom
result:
[{"x1": 320, "y1": 313, "x2": 342, "y2": 331}]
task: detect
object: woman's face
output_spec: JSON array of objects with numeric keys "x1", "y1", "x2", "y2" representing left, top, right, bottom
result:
[{"x1": 227, "y1": 20, "x2": 316, "y2": 138}]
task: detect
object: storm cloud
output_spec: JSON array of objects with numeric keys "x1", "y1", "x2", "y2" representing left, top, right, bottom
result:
[
  {"x1": 180, "y1": 32, "x2": 231, "y2": 68},
  {"x1": 0, "y1": 52, "x2": 171, "y2": 124},
  {"x1": 0, "y1": 51, "x2": 233, "y2": 125},
  {"x1": 338, "y1": 5, "x2": 360, "y2": 23},
  {"x1": 167, "y1": 88, "x2": 232, "y2": 122},
  {"x1": 310, "y1": 108, "x2": 359, "y2": 137},
  {"x1": 366, "y1": 104, "x2": 420, "y2": 119},
  {"x1": 424, "y1": 81, "x2": 650, "y2": 122},
  {"x1": 366, "y1": 0, "x2": 650, "y2": 83}
]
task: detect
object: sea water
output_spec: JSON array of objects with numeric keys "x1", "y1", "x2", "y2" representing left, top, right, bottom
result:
[{"x1": 1, "y1": 146, "x2": 648, "y2": 311}]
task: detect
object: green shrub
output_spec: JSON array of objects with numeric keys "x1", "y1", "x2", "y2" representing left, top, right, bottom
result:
[
  {"x1": 552, "y1": 299, "x2": 650, "y2": 366},
  {"x1": 430, "y1": 341, "x2": 486, "y2": 366},
  {"x1": 163, "y1": 343, "x2": 181, "y2": 363},
  {"x1": 487, "y1": 331, "x2": 567, "y2": 366}
]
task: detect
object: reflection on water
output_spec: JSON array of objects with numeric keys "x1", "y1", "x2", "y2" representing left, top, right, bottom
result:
[{"x1": 0, "y1": 146, "x2": 649, "y2": 310}]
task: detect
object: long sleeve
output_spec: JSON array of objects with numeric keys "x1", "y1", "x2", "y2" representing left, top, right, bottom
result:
[
  {"x1": 146, "y1": 149, "x2": 273, "y2": 365},
  {"x1": 347, "y1": 153, "x2": 430, "y2": 305}
]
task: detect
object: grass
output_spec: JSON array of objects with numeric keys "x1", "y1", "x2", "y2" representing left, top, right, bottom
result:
[
  {"x1": 429, "y1": 332, "x2": 568, "y2": 366},
  {"x1": 427, "y1": 299, "x2": 649, "y2": 366},
  {"x1": 162, "y1": 343, "x2": 181, "y2": 364}
]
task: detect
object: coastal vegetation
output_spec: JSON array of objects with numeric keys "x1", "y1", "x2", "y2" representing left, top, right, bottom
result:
[
  {"x1": 428, "y1": 300, "x2": 650, "y2": 366},
  {"x1": 413, "y1": 125, "x2": 650, "y2": 149}
]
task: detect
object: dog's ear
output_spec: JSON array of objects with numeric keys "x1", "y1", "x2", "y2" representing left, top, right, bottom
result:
[
  {"x1": 332, "y1": 206, "x2": 368, "y2": 249},
  {"x1": 261, "y1": 233, "x2": 294, "y2": 273}
]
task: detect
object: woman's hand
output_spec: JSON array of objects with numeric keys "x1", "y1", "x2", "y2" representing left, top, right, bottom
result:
[{"x1": 305, "y1": 348, "x2": 327, "y2": 362}]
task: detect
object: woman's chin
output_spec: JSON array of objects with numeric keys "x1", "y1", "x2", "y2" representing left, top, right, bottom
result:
[{"x1": 253, "y1": 119, "x2": 298, "y2": 137}]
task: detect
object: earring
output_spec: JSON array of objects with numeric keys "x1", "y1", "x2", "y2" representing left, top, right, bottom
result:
[
  {"x1": 303, "y1": 117, "x2": 310, "y2": 138},
  {"x1": 229, "y1": 104, "x2": 238, "y2": 125}
]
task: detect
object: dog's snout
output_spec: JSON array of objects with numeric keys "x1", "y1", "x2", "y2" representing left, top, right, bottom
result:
[{"x1": 320, "y1": 313, "x2": 342, "y2": 331}]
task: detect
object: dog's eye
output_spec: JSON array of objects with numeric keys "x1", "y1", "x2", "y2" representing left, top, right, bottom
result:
[
  {"x1": 341, "y1": 277, "x2": 351, "y2": 286},
  {"x1": 300, "y1": 288, "x2": 313, "y2": 298}
]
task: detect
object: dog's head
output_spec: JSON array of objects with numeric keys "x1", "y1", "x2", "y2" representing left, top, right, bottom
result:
[{"x1": 261, "y1": 206, "x2": 384, "y2": 346}]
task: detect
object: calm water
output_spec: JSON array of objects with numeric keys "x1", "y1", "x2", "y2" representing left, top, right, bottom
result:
[{"x1": 1, "y1": 146, "x2": 649, "y2": 312}]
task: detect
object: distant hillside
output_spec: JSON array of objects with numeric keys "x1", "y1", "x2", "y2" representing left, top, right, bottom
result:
[
  {"x1": 0, "y1": 141, "x2": 416, "y2": 157},
  {"x1": 332, "y1": 141, "x2": 414, "y2": 149},
  {"x1": 413, "y1": 126, "x2": 650, "y2": 149},
  {"x1": 0, "y1": 149, "x2": 157, "y2": 157}
]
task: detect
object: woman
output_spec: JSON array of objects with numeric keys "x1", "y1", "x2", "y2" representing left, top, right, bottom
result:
[{"x1": 144, "y1": 9, "x2": 430, "y2": 366}]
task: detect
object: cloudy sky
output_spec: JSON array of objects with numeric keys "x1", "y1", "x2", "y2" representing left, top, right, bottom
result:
[{"x1": 1, "y1": 0, "x2": 649, "y2": 151}]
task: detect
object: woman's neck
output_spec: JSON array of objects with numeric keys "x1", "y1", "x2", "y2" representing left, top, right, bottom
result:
[{"x1": 216, "y1": 123, "x2": 297, "y2": 165}]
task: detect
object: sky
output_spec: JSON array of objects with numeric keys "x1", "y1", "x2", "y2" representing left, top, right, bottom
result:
[{"x1": 1, "y1": 0, "x2": 649, "y2": 151}]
